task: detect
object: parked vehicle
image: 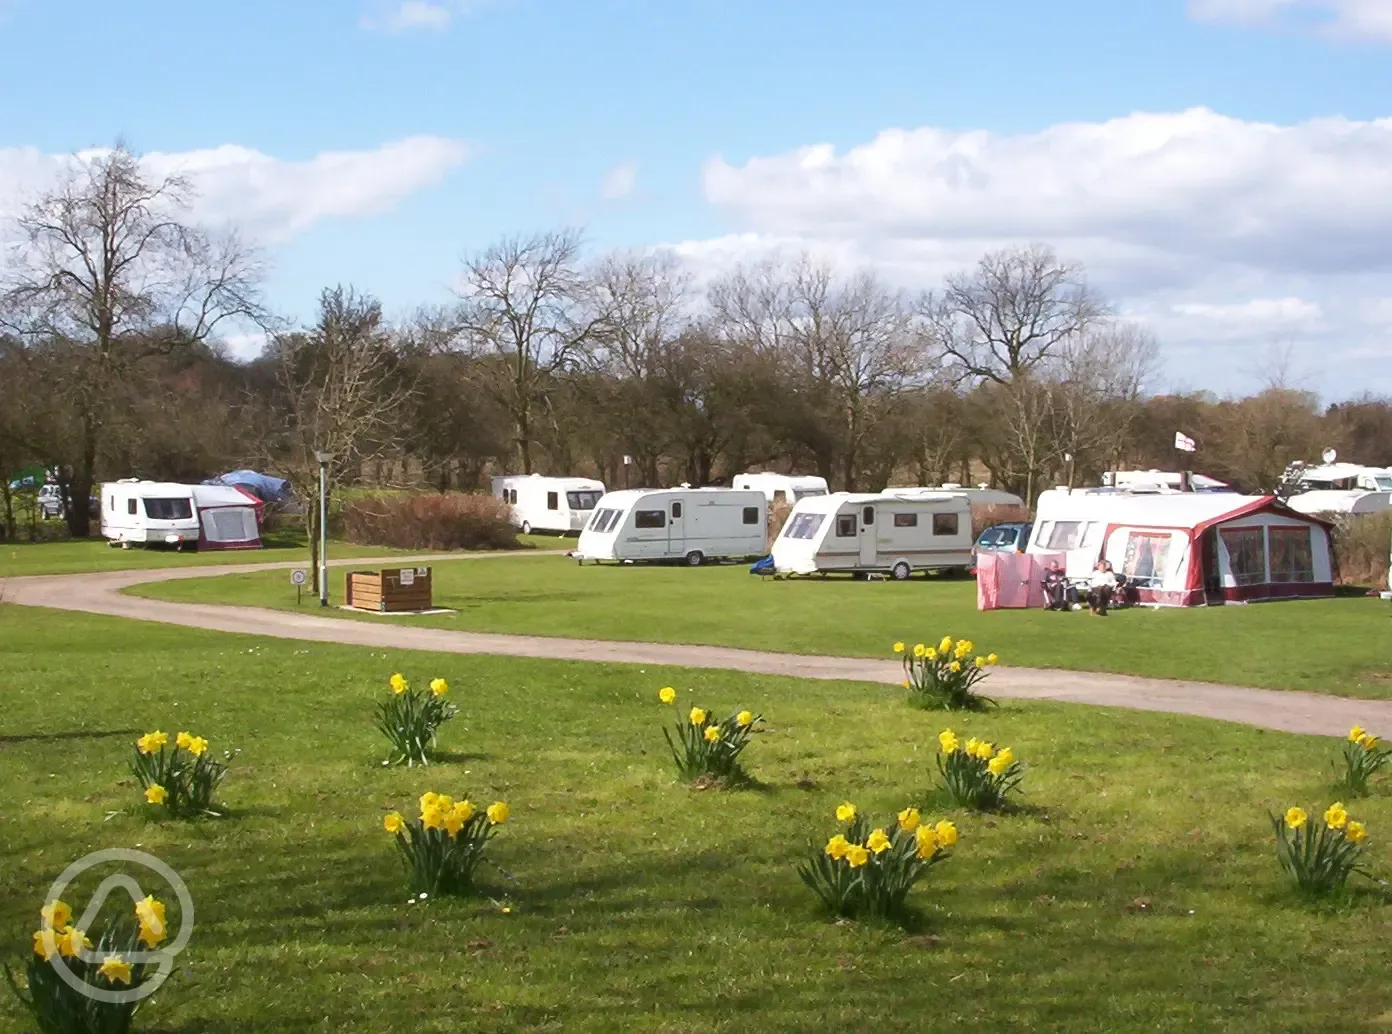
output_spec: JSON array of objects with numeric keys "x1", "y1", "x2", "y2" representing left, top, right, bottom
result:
[
  {"x1": 492, "y1": 474, "x2": 606, "y2": 534},
  {"x1": 100, "y1": 480, "x2": 261, "y2": 550},
  {"x1": 37, "y1": 484, "x2": 63, "y2": 519},
  {"x1": 974, "y1": 521, "x2": 1033, "y2": 558},
  {"x1": 730, "y1": 473, "x2": 829, "y2": 507},
  {"x1": 574, "y1": 488, "x2": 767, "y2": 565},
  {"x1": 771, "y1": 491, "x2": 974, "y2": 580}
]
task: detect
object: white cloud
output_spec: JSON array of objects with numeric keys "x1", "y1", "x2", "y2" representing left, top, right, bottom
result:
[
  {"x1": 1188, "y1": 0, "x2": 1392, "y2": 41},
  {"x1": 683, "y1": 107, "x2": 1392, "y2": 391},
  {"x1": 0, "y1": 136, "x2": 471, "y2": 244},
  {"x1": 359, "y1": 0, "x2": 496, "y2": 33},
  {"x1": 599, "y1": 161, "x2": 637, "y2": 201}
]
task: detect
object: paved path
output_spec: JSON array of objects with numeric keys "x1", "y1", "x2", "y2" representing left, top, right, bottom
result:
[{"x1": 4, "y1": 552, "x2": 1390, "y2": 738}]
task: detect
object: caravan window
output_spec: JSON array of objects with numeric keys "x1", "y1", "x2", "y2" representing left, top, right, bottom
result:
[
  {"x1": 547, "y1": 492, "x2": 559, "y2": 511},
  {"x1": 634, "y1": 510, "x2": 666, "y2": 529},
  {"x1": 1221, "y1": 528, "x2": 1266, "y2": 585},
  {"x1": 1122, "y1": 532, "x2": 1172, "y2": 588},
  {"x1": 862, "y1": 507, "x2": 875, "y2": 526},
  {"x1": 835, "y1": 514, "x2": 856, "y2": 538},
  {"x1": 783, "y1": 513, "x2": 823, "y2": 540},
  {"x1": 932, "y1": 513, "x2": 959, "y2": 536},
  {"x1": 589, "y1": 508, "x2": 621, "y2": 533},
  {"x1": 894, "y1": 513, "x2": 918, "y2": 528},
  {"x1": 773, "y1": 490, "x2": 787, "y2": 505},
  {"x1": 793, "y1": 487, "x2": 826, "y2": 500},
  {"x1": 126, "y1": 498, "x2": 136, "y2": 515},
  {"x1": 143, "y1": 498, "x2": 192, "y2": 520},
  {"x1": 509, "y1": 489, "x2": 518, "y2": 504},
  {"x1": 567, "y1": 491, "x2": 601, "y2": 510},
  {"x1": 1269, "y1": 527, "x2": 1314, "y2": 583},
  {"x1": 742, "y1": 507, "x2": 759, "y2": 524},
  {"x1": 671, "y1": 502, "x2": 683, "y2": 519},
  {"x1": 1042, "y1": 521, "x2": 1086, "y2": 550}
]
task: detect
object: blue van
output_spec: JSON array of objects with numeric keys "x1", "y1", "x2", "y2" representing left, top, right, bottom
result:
[{"x1": 973, "y1": 522, "x2": 1034, "y2": 561}]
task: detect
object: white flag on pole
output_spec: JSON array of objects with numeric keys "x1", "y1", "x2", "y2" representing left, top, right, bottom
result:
[{"x1": 1174, "y1": 431, "x2": 1197, "y2": 453}]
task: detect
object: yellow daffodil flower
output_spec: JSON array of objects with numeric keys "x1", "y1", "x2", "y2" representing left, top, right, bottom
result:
[
  {"x1": 737, "y1": 710, "x2": 754, "y2": 727},
  {"x1": 925, "y1": 647, "x2": 937, "y2": 660},
  {"x1": 430, "y1": 678, "x2": 449, "y2": 697},
  {"x1": 1359, "y1": 734, "x2": 1379, "y2": 750},
  {"x1": 659, "y1": 686, "x2": 677, "y2": 705},
  {"x1": 913, "y1": 643, "x2": 926, "y2": 658},
  {"x1": 40, "y1": 900, "x2": 71, "y2": 931},
  {"x1": 949, "y1": 660, "x2": 962, "y2": 673},
  {"x1": 32, "y1": 929, "x2": 57, "y2": 960},
  {"x1": 135, "y1": 897, "x2": 167, "y2": 949},
  {"x1": 915, "y1": 824, "x2": 939, "y2": 858},
  {"x1": 974, "y1": 656, "x2": 986, "y2": 669},
  {"x1": 866, "y1": 828, "x2": 892, "y2": 854},
  {"x1": 939, "y1": 636, "x2": 953, "y2": 653},
  {"x1": 689, "y1": 707, "x2": 706, "y2": 726},
  {"x1": 1346, "y1": 820, "x2": 1367, "y2": 843},
  {"x1": 57, "y1": 926, "x2": 91, "y2": 959},
  {"x1": 443, "y1": 810, "x2": 467, "y2": 837},
  {"x1": 453, "y1": 800, "x2": 475, "y2": 823},
  {"x1": 897, "y1": 807, "x2": 920, "y2": 832},
  {"x1": 1324, "y1": 802, "x2": 1349, "y2": 829},
  {"x1": 703, "y1": 726, "x2": 721, "y2": 743},
  {"x1": 835, "y1": 802, "x2": 857, "y2": 823},
  {"x1": 389, "y1": 673, "x2": 408, "y2": 694},
  {"x1": 893, "y1": 642, "x2": 905, "y2": 654},
  {"x1": 934, "y1": 819, "x2": 959, "y2": 847},
  {"x1": 988, "y1": 748, "x2": 1014, "y2": 776},
  {"x1": 938, "y1": 729, "x2": 958, "y2": 754},
  {"x1": 186, "y1": 736, "x2": 208, "y2": 757},
  {"x1": 144, "y1": 784, "x2": 168, "y2": 806},
  {"x1": 176, "y1": 732, "x2": 193, "y2": 750},
  {"x1": 845, "y1": 844, "x2": 870, "y2": 868},
  {"x1": 383, "y1": 812, "x2": 405, "y2": 835},
  {"x1": 987, "y1": 653, "x2": 999, "y2": 665},
  {"x1": 136, "y1": 731, "x2": 168, "y2": 755},
  {"x1": 1349, "y1": 726, "x2": 1365, "y2": 743},
  {"x1": 1284, "y1": 807, "x2": 1308, "y2": 829},
  {"x1": 487, "y1": 801, "x2": 510, "y2": 825},
  {"x1": 824, "y1": 834, "x2": 850, "y2": 859},
  {"x1": 98, "y1": 955, "x2": 132, "y2": 985},
  {"x1": 901, "y1": 680, "x2": 910, "y2": 689}
]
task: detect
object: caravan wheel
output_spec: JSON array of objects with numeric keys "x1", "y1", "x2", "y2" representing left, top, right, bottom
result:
[
  {"x1": 891, "y1": 561, "x2": 912, "y2": 581},
  {"x1": 684, "y1": 550, "x2": 704, "y2": 567},
  {"x1": 521, "y1": 521, "x2": 532, "y2": 535}
]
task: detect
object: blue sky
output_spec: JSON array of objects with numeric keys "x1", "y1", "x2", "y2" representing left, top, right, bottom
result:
[{"x1": 1, "y1": 0, "x2": 1390, "y2": 391}]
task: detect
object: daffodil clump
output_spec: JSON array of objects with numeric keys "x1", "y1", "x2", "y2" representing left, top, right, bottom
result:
[
  {"x1": 797, "y1": 802, "x2": 958, "y2": 920},
  {"x1": 895, "y1": 637, "x2": 998, "y2": 711},
  {"x1": 1271, "y1": 801, "x2": 1375, "y2": 896},
  {"x1": 131, "y1": 728, "x2": 228, "y2": 818},
  {"x1": 657, "y1": 686, "x2": 761, "y2": 784},
  {"x1": 934, "y1": 728, "x2": 1025, "y2": 811},
  {"x1": 375, "y1": 673, "x2": 458, "y2": 767},
  {"x1": 383, "y1": 791, "x2": 511, "y2": 896},
  {"x1": 5, "y1": 893, "x2": 172, "y2": 1033},
  {"x1": 1337, "y1": 725, "x2": 1390, "y2": 797}
]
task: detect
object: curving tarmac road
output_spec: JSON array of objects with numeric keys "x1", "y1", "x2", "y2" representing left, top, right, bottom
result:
[{"x1": 4, "y1": 551, "x2": 1390, "y2": 738}]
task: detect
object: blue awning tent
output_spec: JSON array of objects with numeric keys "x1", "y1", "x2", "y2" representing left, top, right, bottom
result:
[{"x1": 203, "y1": 470, "x2": 291, "y2": 502}]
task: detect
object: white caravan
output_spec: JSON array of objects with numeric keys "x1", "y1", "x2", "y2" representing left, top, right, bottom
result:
[
  {"x1": 492, "y1": 474, "x2": 606, "y2": 534},
  {"x1": 100, "y1": 481, "x2": 261, "y2": 550},
  {"x1": 771, "y1": 492, "x2": 974, "y2": 579},
  {"x1": 731, "y1": 473, "x2": 830, "y2": 507},
  {"x1": 574, "y1": 488, "x2": 767, "y2": 565},
  {"x1": 1280, "y1": 461, "x2": 1392, "y2": 516},
  {"x1": 882, "y1": 485, "x2": 1025, "y2": 508}
]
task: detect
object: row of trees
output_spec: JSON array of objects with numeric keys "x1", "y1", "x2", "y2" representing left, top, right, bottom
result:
[{"x1": 1, "y1": 147, "x2": 1386, "y2": 541}]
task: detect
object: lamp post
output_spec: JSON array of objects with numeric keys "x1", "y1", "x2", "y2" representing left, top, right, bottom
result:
[
  {"x1": 314, "y1": 451, "x2": 332, "y2": 607},
  {"x1": 623, "y1": 454, "x2": 632, "y2": 490}
]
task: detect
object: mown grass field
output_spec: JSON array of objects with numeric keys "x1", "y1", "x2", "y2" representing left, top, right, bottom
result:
[
  {"x1": 132, "y1": 554, "x2": 1392, "y2": 698},
  {"x1": 0, "y1": 532, "x2": 559, "y2": 577},
  {"x1": 2, "y1": 606, "x2": 1391, "y2": 1032}
]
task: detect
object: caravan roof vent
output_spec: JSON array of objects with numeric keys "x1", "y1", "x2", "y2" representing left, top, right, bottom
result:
[{"x1": 941, "y1": 482, "x2": 962, "y2": 489}]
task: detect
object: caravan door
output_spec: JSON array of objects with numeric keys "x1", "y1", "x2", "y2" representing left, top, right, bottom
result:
[
  {"x1": 668, "y1": 498, "x2": 685, "y2": 556},
  {"x1": 858, "y1": 504, "x2": 877, "y2": 567}
]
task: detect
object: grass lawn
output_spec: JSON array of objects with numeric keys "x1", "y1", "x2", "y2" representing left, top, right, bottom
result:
[
  {"x1": 132, "y1": 555, "x2": 1392, "y2": 698},
  {"x1": 2, "y1": 606, "x2": 1391, "y2": 1032},
  {"x1": 0, "y1": 532, "x2": 560, "y2": 577}
]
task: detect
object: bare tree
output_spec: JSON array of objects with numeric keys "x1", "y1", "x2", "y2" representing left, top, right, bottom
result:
[
  {"x1": 0, "y1": 145, "x2": 264, "y2": 535},
  {"x1": 921, "y1": 245, "x2": 1103, "y2": 385},
  {"x1": 455, "y1": 230, "x2": 606, "y2": 473},
  {"x1": 1049, "y1": 322, "x2": 1159, "y2": 483},
  {"x1": 274, "y1": 286, "x2": 412, "y2": 590}
]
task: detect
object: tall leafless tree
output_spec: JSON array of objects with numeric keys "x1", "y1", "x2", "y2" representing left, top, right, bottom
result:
[{"x1": 0, "y1": 145, "x2": 264, "y2": 534}]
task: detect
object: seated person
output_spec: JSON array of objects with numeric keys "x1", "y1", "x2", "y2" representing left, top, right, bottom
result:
[
  {"x1": 1042, "y1": 561, "x2": 1070, "y2": 611},
  {"x1": 1088, "y1": 559, "x2": 1117, "y2": 616}
]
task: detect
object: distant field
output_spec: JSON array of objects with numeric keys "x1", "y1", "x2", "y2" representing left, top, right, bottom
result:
[
  {"x1": 0, "y1": 531, "x2": 560, "y2": 576},
  {"x1": 2, "y1": 606, "x2": 1390, "y2": 1032},
  {"x1": 131, "y1": 555, "x2": 1392, "y2": 698}
]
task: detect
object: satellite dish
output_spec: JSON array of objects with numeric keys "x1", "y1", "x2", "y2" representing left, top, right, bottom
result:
[{"x1": 1321, "y1": 448, "x2": 1337, "y2": 465}]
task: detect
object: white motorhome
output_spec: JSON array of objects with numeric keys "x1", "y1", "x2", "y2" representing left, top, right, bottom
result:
[
  {"x1": 100, "y1": 481, "x2": 261, "y2": 550},
  {"x1": 731, "y1": 473, "x2": 830, "y2": 507},
  {"x1": 492, "y1": 475, "x2": 606, "y2": 534},
  {"x1": 1280, "y1": 461, "x2": 1392, "y2": 516},
  {"x1": 771, "y1": 492, "x2": 974, "y2": 579},
  {"x1": 574, "y1": 488, "x2": 767, "y2": 565}
]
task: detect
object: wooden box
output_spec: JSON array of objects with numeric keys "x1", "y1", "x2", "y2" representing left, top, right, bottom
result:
[{"x1": 344, "y1": 567, "x2": 432, "y2": 612}]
